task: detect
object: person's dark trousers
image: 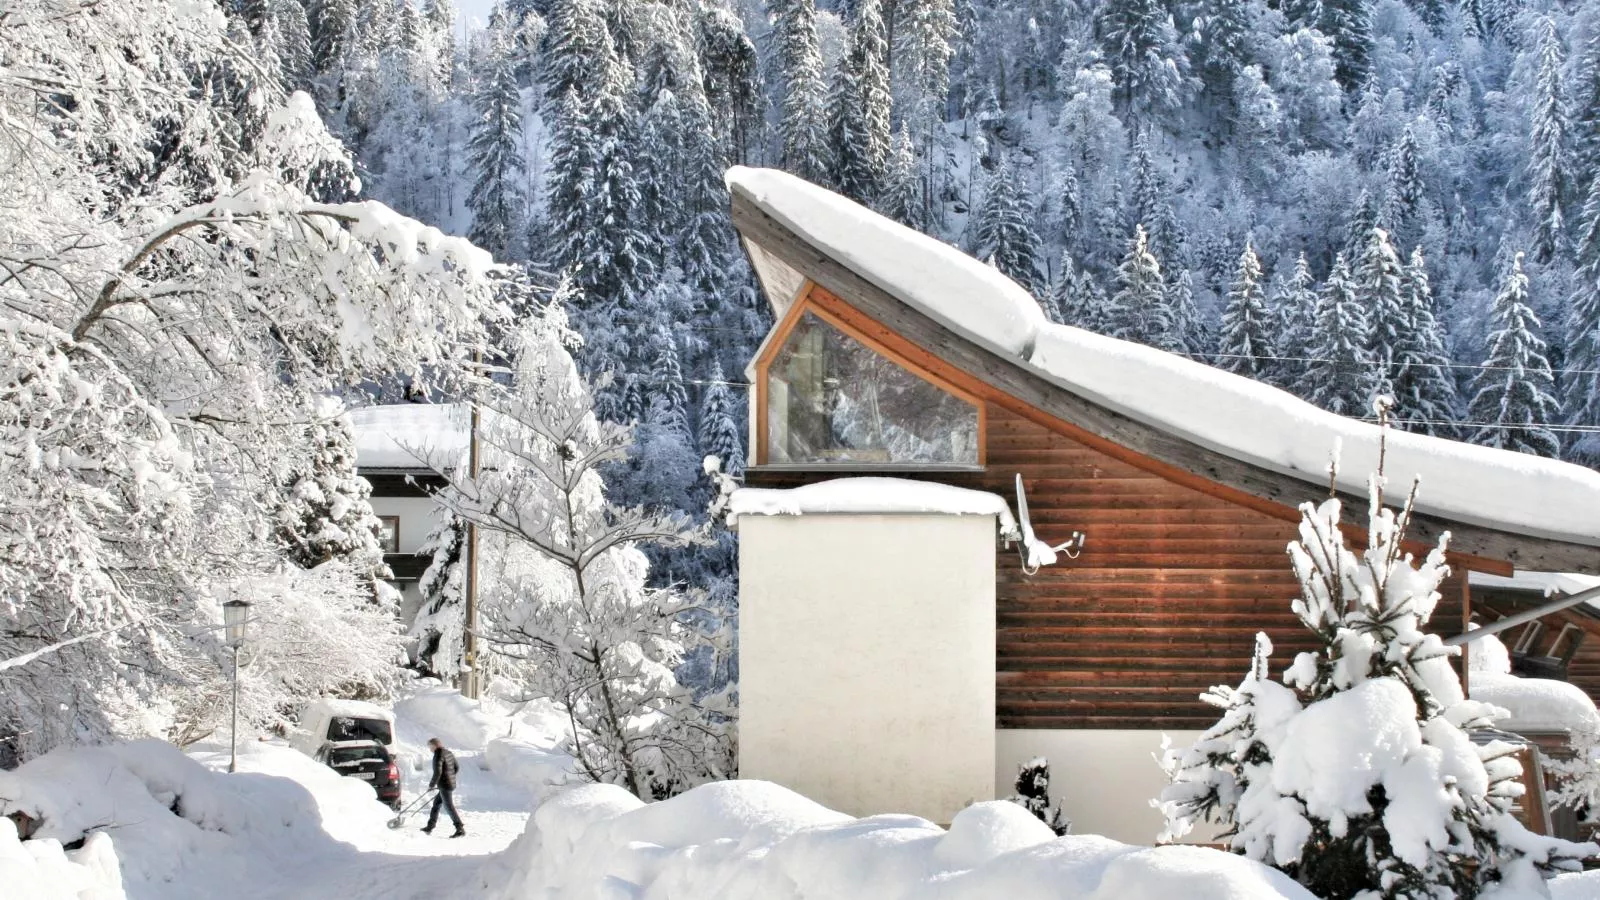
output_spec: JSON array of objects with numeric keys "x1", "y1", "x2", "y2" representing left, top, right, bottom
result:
[{"x1": 425, "y1": 788, "x2": 463, "y2": 832}]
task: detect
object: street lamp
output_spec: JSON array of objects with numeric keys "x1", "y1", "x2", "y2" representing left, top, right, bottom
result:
[{"x1": 222, "y1": 599, "x2": 251, "y2": 774}]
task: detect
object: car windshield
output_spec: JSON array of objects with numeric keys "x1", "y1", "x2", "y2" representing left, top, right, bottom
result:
[
  {"x1": 328, "y1": 744, "x2": 387, "y2": 766},
  {"x1": 327, "y1": 716, "x2": 392, "y2": 745}
]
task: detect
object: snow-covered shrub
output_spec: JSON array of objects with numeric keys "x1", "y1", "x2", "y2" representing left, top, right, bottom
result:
[
  {"x1": 1007, "y1": 757, "x2": 1071, "y2": 836},
  {"x1": 1157, "y1": 475, "x2": 1595, "y2": 898},
  {"x1": 410, "y1": 511, "x2": 468, "y2": 681}
]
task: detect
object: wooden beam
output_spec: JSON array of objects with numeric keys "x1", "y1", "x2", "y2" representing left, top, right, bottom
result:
[{"x1": 730, "y1": 189, "x2": 1600, "y2": 575}]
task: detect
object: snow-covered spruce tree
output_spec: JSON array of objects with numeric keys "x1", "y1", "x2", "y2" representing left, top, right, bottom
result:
[
  {"x1": 772, "y1": 0, "x2": 833, "y2": 184},
  {"x1": 273, "y1": 410, "x2": 393, "y2": 590},
  {"x1": 1106, "y1": 225, "x2": 1176, "y2": 349},
  {"x1": 1007, "y1": 758, "x2": 1071, "y2": 836},
  {"x1": 1568, "y1": 178, "x2": 1600, "y2": 465},
  {"x1": 697, "y1": 362, "x2": 746, "y2": 478},
  {"x1": 1391, "y1": 248, "x2": 1459, "y2": 438},
  {"x1": 880, "y1": 125, "x2": 928, "y2": 229},
  {"x1": 830, "y1": 0, "x2": 892, "y2": 204},
  {"x1": 431, "y1": 293, "x2": 729, "y2": 799},
  {"x1": 1096, "y1": 0, "x2": 1192, "y2": 126},
  {"x1": 0, "y1": 0, "x2": 501, "y2": 757},
  {"x1": 1170, "y1": 267, "x2": 1207, "y2": 358},
  {"x1": 1159, "y1": 469, "x2": 1594, "y2": 897},
  {"x1": 1528, "y1": 16, "x2": 1566, "y2": 265},
  {"x1": 1382, "y1": 126, "x2": 1426, "y2": 258},
  {"x1": 1127, "y1": 132, "x2": 1184, "y2": 272},
  {"x1": 1358, "y1": 227, "x2": 1408, "y2": 397},
  {"x1": 1469, "y1": 252, "x2": 1563, "y2": 458},
  {"x1": 1306, "y1": 253, "x2": 1378, "y2": 416},
  {"x1": 1271, "y1": 253, "x2": 1320, "y2": 390},
  {"x1": 542, "y1": 0, "x2": 610, "y2": 118},
  {"x1": 465, "y1": 17, "x2": 527, "y2": 261},
  {"x1": 1218, "y1": 240, "x2": 1275, "y2": 378},
  {"x1": 973, "y1": 154, "x2": 1047, "y2": 298},
  {"x1": 410, "y1": 511, "x2": 468, "y2": 682},
  {"x1": 897, "y1": 0, "x2": 957, "y2": 218}
]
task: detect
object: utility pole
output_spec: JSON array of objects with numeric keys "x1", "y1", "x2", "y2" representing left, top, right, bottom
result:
[{"x1": 463, "y1": 360, "x2": 482, "y2": 700}]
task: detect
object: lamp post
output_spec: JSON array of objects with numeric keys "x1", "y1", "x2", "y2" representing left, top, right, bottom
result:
[{"x1": 222, "y1": 599, "x2": 251, "y2": 774}]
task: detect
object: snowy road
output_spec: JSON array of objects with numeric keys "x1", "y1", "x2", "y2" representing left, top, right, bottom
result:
[{"x1": 179, "y1": 746, "x2": 531, "y2": 900}]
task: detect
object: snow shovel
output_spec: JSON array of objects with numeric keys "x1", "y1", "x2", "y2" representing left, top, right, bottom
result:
[{"x1": 387, "y1": 790, "x2": 437, "y2": 829}]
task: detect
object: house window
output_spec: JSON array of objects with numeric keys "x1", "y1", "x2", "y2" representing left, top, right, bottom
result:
[
  {"x1": 763, "y1": 309, "x2": 981, "y2": 466},
  {"x1": 376, "y1": 516, "x2": 400, "y2": 554}
]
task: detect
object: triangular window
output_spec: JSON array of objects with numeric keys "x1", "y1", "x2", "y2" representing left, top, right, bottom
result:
[{"x1": 764, "y1": 310, "x2": 980, "y2": 466}]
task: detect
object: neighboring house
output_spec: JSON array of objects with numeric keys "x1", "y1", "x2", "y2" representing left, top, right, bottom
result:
[
  {"x1": 347, "y1": 403, "x2": 468, "y2": 627},
  {"x1": 723, "y1": 167, "x2": 1600, "y2": 843}
]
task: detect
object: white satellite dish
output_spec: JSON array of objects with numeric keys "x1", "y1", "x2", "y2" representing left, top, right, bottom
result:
[{"x1": 1014, "y1": 473, "x2": 1084, "y2": 575}]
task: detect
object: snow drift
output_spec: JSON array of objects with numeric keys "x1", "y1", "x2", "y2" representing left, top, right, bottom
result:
[
  {"x1": 0, "y1": 739, "x2": 393, "y2": 900},
  {"x1": 483, "y1": 780, "x2": 1316, "y2": 900}
]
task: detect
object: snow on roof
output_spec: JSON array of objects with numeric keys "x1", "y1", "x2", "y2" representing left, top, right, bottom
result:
[
  {"x1": 302, "y1": 698, "x2": 394, "y2": 721},
  {"x1": 728, "y1": 477, "x2": 1019, "y2": 538},
  {"x1": 727, "y1": 166, "x2": 1600, "y2": 550},
  {"x1": 1469, "y1": 570, "x2": 1600, "y2": 598},
  {"x1": 726, "y1": 166, "x2": 1047, "y2": 358},
  {"x1": 1471, "y1": 673, "x2": 1600, "y2": 733},
  {"x1": 1028, "y1": 325, "x2": 1600, "y2": 547},
  {"x1": 346, "y1": 403, "x2": 469, "y2": 470}
]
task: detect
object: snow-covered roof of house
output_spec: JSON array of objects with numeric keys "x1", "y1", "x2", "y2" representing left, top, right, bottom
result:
[
  {"x1": 726, "y1": 166, "x2": 1600, "y2": 568},
  {"x1": 347, "y1": 403, "x2": 470, "y2": 471}
]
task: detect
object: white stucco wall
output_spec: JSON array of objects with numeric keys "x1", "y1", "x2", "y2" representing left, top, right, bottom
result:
[
  {"x1": 366, "y1": 495, "x2": 439, "y2": 555},
  {"x1": 739, "y1": 513, "x2": 997, "y2": 824},
  {"x1": 996, "y1": 728, "x2": 1215, "y2": 845}
]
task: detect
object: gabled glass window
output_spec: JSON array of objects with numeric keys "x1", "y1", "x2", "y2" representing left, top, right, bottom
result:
[{"x1": 765, "y1": 311, "x2": 980, "y2": 465}]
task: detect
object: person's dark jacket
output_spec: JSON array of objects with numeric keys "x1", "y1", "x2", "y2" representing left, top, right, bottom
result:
[{"x1": 428, "y1": 746, "x2": 459, "y2": 791}]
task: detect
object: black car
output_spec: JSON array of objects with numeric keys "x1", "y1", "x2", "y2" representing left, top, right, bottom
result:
[{"x1": 315, "y1": 739, "x2": 403, "y2": 809}]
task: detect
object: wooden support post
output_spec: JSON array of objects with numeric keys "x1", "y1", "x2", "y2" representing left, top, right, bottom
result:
[{"x1": 1461, "y1": 575, "x2": 1472, "y2": 698}]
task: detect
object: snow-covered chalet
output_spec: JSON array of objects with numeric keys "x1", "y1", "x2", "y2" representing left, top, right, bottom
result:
[{"x1": 722, "y1": 166, "x2": 1600, "y2": 844}]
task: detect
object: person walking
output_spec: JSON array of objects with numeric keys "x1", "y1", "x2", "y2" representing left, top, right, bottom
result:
[{"x1": 421, "y1": 737, "x2": 465, "y2": 838}]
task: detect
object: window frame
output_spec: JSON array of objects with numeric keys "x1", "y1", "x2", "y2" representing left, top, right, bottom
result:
[
  {"x1": 753, "y1": 287, "x2": 987, "y2": 469},
  {"x1": 376, "y1": 515, "x2": 400, "y2": 554}
]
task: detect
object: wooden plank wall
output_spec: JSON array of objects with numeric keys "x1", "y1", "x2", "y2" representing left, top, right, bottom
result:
[{"x1": 981, "y1": 406, "x2": 1311, "y2": 729}]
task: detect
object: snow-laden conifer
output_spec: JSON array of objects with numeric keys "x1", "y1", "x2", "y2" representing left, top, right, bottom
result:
[
  {"x1": 1567, "y1": 178, "x2": 1600, "y2": 465},
  {"x1": 1107, "y1": 225, "x2": 1176, "y2": 349},
  {"x1": 830, "y1": 0, "x2": 892, "y2": 204},
  {"x1": 697, "y1": 362, "x2": 746, "y2": 477},
  {"x1": 772, "y1": 0, "x2": 833, "y2": 184},
  {"x1": 1271, "y1": 254, "x2": 1320, "y2": 389},
  {"x1": 1096, "y1": 0, "x2": 1193, "y2": 124},
  {"x1": 1529, "y1": 17, "x2": 1567, "y2": 264},
  {"x1": 1391, "y1": 248, "x2": 1459, "y2": 438},
  {"x1": 1160, "y1": 456, "x2": 1595, "y2": 897},
  {"x1": 1469, "y1": 252, "x2": 1563, "y2": 458},
  {"x1": 973, "y1": 154, "x2": 1047, "y2": 298},
  {"x1": 1307, "y1": 253, "x2": 1378, "y2": 416},
  {"x1": 465, "y1": 18, "x2": 527, "y2": 260},
  {"x1": 1218, "y1": 240, "x2": 1275, "y2": 378},
  {"x1": 411, "y1": 512, "x2": 468, "y2": 682},
  {"x1": 1358, "y1": 226, "x2": 1408, "y2": 395}
]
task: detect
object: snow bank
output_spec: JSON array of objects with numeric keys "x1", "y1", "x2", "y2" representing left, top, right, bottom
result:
[
  {"x1": 728, "y1": 477, "x2": 1019, "y2": 538},
  {"x1": 1472, "y1": 674, "x2": 1600, "y2": 733},
  {"x1": 0, "y1": 820, "x2": 122, "y2": 900},
  {"x1": 727, "y1": 167, "x2": 1047, "y2": 358},
  {"x1": 395, "y1": 685, "x2": 506, "y2": 752},
  {"x1": 347, "y1": 402, "x2": 469, "y2": 469},
  {"x1": 1027, "y1": 323, "x2": 1600, "y2": 546},
  {"x1": 483, "y1": 780, "x2": 1315, "y2": 900},
  {"x1": 0, "y1": 739, "x2": 391, "y2": 899},
  {"x1": 483, "y1": 738, "x2": 576, "y2": 806},
  {"x1": 1464, "y1": 630, "x2": 1600, "y2": 733}
]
